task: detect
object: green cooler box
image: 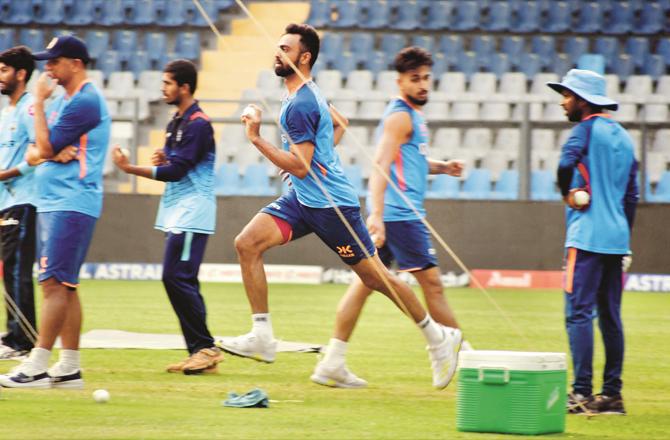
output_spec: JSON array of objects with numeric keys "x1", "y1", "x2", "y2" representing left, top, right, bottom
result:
[{"x1": 457, "y1": 350, "x2": 567, "y2": 435}]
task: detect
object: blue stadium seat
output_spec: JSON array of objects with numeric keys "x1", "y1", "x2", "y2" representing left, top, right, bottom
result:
[
  {"x1": 613, "y1": 54, "x2": 634, "y2": 80},
  {"x1": 577, "y1": 54, "x2": 605, "y2": 75},
  {"x1": 97, "y1": 50, "x2": 121, "y2": 80},
  {"x1": 145, "y1": 33, "x2": 168, "y2": 69},
  {"x1": 7, "y1": 0, "x2": 33, "y2": 25},
  {"x1": 363, "y1": 51, "x2": 388, "y2": 76},
  {"x1": 643, "y1": 54, "x2": 666, "y2": 80},
  {"x1": 452, "y1": 1, "x2": 479, "y2": 31},
  {"x1": 511, "y1": 0, "x2": 540, "y2": 33},
  {"x1": 488, "y1": 53, "x2": 511, "y2": 78},
  {"x1": 96, "y1": 0, "x2": 124, "y2": 26},
  {"x1": 625, "y1": 37, "x2": 650, "y2": 68},
  {"x1": 531, "y1": 36, "x2": 556, "y2": 68},
  {"x1": 215, "y1": 0, "x2": 234, "y2": 12},
  {"x1": 19, "y1": 29, "x2": 44, "y2": 52},
  {"x1": 64, "y1": 0, "x2": 95, "y2": 25},
  {"x1": 432, "y1": 53, "x2": 448, "y2": 78},
  {"x1": 35, "y1": 0, "x2": 64, "y2": 24},
  {"x1": 113, "y1": 30, "x2": 138, "y2": 64},
  {"x1": 156, "y1": 0, "x2": 186, "y2": 27},
  {"x1": 306, "y1": 0, "x2": 329, "y2": 27},
  {"x1": 518, "y1": 53, "x2": 541, "y2": 79},
  {"x1": 638, "y1": 2, "x2": 663, "y2": 34},
  {"x1": 321, "y1": 33, "x2": 344, "y2": 65},
  {"x1": 553, "y1": 54, "x2": 573, "y2": 78},
  {"x1": 439, "y1": 35, "x2": 464, "y2": 66},
  {"x1": 335, "y1": 52, "x2": 357, "y2": 78},
  {"x1": 648, "y1": 171, "x2": 670, "y2": 203},
  {"x1": 85, "y1": 31, "x2": 110, "y2": 62},
  {"x1": 380, "y1": 34, "x2": 405, "y2": 63},
  {"x1": 343, "y1": 165, "x2": 366, "y2": 197},
  {"x1": 240, "y1": 165, "x2": 275, "y2": 196},
  {"x1": 359, "y1": 0, "x2": 389, "y2": 29},
  {"x1": 491, "y1": 170, "x2": 519, "y2": 200},
  {"x1": 484, "y1": 1, "x2": 511, "y2": 31},
  {"x1": 349, "y1": 33, "x2": 375, "y2": 64},
  {"x1": 564, "y1": 37, "x2": 589, "y2": 63},
  {"x1": 471, "y1": 36, "x2": 495, "y2": 58},
  {"x1": 426, "y1": 174, "x2": 459, "y2": 199},
  {"x1": 544, "y1": 0, "x2": 571, "y2": 33},
  {"x1": 606, "y1": 1, "x2": 633, "y2": 35},
  {"x1": 574, "y1": 1, "x2": 602, "y2": 33},
  {"x1": 330, "y1": 0, "x2": 359, "y2": 28},
  {"x1": 457, "y1": 51, "x2": 479, "y2": 80},
  {"x1": 129, "y1": 51, "x2": 151, "y2": 80},
  {"x1": 460, "y1": 169, "x2": 491, "y2": 199},
  {"x1": 411, "y1": 36, "x2": 434, "y2": 53},
  {"x1": 501, "y1": 36, "x2": 524, "y2": 62},
  {"x1": 392, "y1": 0, "x2": 421, "y2": 30},
  {"x1": 123, "y1": 0, "x2": 156, "y2": 25},
  {"x1": 531, "y1": 170, "x2": 560, "y2": 201},
  {"x1": 594, "y1": 37, "x2": 620, "y2": 70},
  {"x1": 0, "y1": 28, "x2": 15, "y2": 51},
  {"x1": 175, "y1": 32, "x2": 201, "y2": 62},
  {"x1": 187, "y1": 0, "x2": 218, "y2": 27},
  {"x1": 658, "y1": 38, "x2": 670, "y2": 67},
  {"x1": 425, "y1": 0, "x2": 452, "y2": 30},
  {"x1": 215, "y1": 163, "x2": 242, "y2": 196}
]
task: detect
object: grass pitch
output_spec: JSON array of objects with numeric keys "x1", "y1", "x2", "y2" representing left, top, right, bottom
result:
[{"x1": 0, "y1": 280, "x2": 669, "y2": 439}]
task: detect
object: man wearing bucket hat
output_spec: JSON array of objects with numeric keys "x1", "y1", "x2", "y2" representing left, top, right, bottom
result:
[
  {"x1": 0, "y1": 35, "x2": 110, "y2": 389},
  {"x1": 547, "y1": 69, "x2": 639, "y2": 415}
]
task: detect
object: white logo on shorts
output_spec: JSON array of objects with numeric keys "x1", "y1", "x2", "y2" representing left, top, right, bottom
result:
[{"x1": 269, "y1": 203, "x2": 281, "y2": 210}]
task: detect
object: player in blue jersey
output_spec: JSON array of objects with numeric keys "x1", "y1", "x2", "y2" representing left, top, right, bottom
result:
[
  {"x1": 113, "y1": 59, "x2": 222, "y2": 375},
  {"x1": 547, "y1": 69, "x2": 639, "y2": 415},
  {"x1": 0, "y1": 47, "x2": 37, "y2": 360},
  {"x1": 312, "y1": 47, "x2": 467, "y2": 389},
  {"x1": 0, "y1": 36, "x2": 110, "y2": 389},
  {"x1": 220, "y1": 24, "x2": 461, "y2": 390}
]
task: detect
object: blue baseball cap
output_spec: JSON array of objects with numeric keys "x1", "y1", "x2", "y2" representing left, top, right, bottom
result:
[
  {"x1": 547, "y1": 69, "x2": 618, "y2": 111},
  {"x1": 32, "y1": 35, "x2": 90, "y2": 64}
]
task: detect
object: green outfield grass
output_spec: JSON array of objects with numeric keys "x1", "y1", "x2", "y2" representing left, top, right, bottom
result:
[{"x1": 0, "y1": 281, "x2": 668, "y2": 439}]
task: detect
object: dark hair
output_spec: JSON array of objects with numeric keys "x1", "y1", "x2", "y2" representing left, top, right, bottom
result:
[
  {"x1": 163, "y1": 59, "x2": 197, "y2": 94},
  {"x1": 0, "y1": 46, "x2": 35, "y2": 82},
  {"x1": 284, "y1": 23, "x2": 320, "y2": 67},
  {"x1": 394, "y1": 46, "x2": 434, "y2": 73}
]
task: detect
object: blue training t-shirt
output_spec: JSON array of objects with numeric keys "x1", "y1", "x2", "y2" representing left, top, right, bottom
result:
[
  {"x1": 0, "y1": 92, "x2": 35, "y2": 211},
  {"x1": 374, "y1": 98, "x2": 430, "y2": 222},
  {"x1": 279, "y1": 81, "x2": 359, "y2": 208},
  {"x1": 34, "y1": 81, "x2": 110, "y2": 218},
  {"x1": 558, "y1": 114, "x2": 638, "y2": 254},
  {"x1": 153, "y1": 102, "x2": 216, "y2": 234}
]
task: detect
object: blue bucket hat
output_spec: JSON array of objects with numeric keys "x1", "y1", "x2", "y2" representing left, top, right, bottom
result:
[{"x1": 547, "y1": 69, "x2": 618, "y2": 111}]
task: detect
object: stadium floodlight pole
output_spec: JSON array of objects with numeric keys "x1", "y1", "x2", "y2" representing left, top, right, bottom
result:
[
  {"x1": 195, "y1": 0, "x2": 531, "y2": 345},
  {"x1": 2, "y1": 288, "x2": 38, "y2": 345}
]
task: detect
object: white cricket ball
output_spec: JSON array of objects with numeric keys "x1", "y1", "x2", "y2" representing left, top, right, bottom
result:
[
  {"x1": 574, "y1": 190, "x2": 590, "y2": 206},
  {"x1": 119, "y1": 147, "x2": 130, "y2": 158},
  {"x1": 241, "y1": 105, "x2": 257, "y2": 119},
  {"x1": 93, "y1": 389, "x2": 110, "y2": 403}
]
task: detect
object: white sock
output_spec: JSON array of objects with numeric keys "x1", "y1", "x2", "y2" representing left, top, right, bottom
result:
[
  {"x1": 27, "y1": 347, "x2": 51, "y2": 372},
  {"x1": 322, "y1": 338, "x2": 347, "y2": 366},
  {"x1": 58, "y1": 349, "x2": 81, "y2": 373},
  {"x1": 252, "y1": 313, "x2": 274, "y2": 340},
  {"x1": 418, "y1": 315, "x2": 444, "y2": 346}
]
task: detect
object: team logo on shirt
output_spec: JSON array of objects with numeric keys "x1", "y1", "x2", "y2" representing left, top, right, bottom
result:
[
  {"x1": 336, "y1": 245, "x2": 355, "y2": 258},
  {"x1": 176, "y1": 130, "x2": 183, "y2": 143},
  {"x1": 27, "y1": 105, "x2": 35, "y2": 116}
]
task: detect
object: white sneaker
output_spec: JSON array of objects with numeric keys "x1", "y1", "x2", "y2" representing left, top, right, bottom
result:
[
  {"x1": 427, "y1": 326, "x2": 463, "y2": 390},
  {"x1": 0, "y1": 344, "x2": 28, "y2": 361},
  {"x1": 217, "y1": 332, "x2": 277, "y2": 363},
  {"x1": 310, "y1": 362, "x2": 368, "y2": 389},
  {"x1": 0, "y1": 359, "x2": 51, "y2": 389},
  {"x1": 48, "y1": 362, "x2": 84, "y2": 389}
]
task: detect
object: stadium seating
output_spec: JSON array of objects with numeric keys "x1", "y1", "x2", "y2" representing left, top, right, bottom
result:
[
  {"x1": 491, "y1": 170, "x2": 519, "y2": 200},
  {"x1": 531, "y1": 170, "x2": 560, "y2": 201},
  {"x1": 426, "y1": 174, "x2": 459, "y2": 199},
  {"x1": 215, "y1": 163, "x2": 242, "y2": 196},
  {"x1": 425, "y1": 1, "x2": 452, "y2": 31},
  {"x1": 460, "y1": 169, "x2": 491, "y2": 199}
]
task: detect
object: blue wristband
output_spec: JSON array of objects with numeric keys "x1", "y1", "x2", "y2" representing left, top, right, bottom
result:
[{"x1": 16, "y1": 161, "x2": 31, "y2": 175}]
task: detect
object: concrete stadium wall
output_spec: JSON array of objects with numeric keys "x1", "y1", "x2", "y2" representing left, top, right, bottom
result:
[{"x1": 90, "y1": 194, "x2": 669, "y2": 273}]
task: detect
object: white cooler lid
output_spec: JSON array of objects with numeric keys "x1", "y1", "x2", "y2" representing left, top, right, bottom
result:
[{"x1": 458, "y1": 350, "x2": 567, "y2": 371}]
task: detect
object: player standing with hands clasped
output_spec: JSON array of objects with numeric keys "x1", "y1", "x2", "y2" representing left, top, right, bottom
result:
[
  {"x1": 547, "y1": 69, "x2": 638, "y2": 415},
  {"x1": 219, "y1": 24, "x2": 461, "y2": 390},
  {"x1": 112, "y1": 59, "x2": 222, "y2": 375}
]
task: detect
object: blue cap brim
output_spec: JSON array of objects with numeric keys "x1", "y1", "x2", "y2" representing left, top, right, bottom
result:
[
  {"x1": 32, "y1": 50, "x2": 59, "y2": 61},
  {"x1": 547, "y1": 81, "x2": 618, "y2": 111}
]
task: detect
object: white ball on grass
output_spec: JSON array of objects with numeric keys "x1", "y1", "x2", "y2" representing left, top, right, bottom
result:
[{"x1": 93, "y1": 389, "x2": 110, "y2": 403}]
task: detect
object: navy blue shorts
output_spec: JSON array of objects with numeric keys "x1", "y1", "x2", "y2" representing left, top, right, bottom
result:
[
  {"x1": 261, "y1": 191, "x2": 375, "y2": 266},
  {"x1": 37, "y1": 211, "x2": 97, "y2": 287},
  {"x1": 377, "y1": 219, "x2": 437, "y2": 272}
]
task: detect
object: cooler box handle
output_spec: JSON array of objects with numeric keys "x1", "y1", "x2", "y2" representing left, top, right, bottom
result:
[{"x1": 478, "y1": 367, "x2": 510, "y2": 385}]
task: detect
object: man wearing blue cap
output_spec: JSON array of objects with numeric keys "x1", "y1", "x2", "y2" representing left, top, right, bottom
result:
[
  {"x1": 0, "y1": 35, "x2": 110, "y2": 389},
  {"x1": 547, "y1": 69, "x2": 639, "y2": 415}
]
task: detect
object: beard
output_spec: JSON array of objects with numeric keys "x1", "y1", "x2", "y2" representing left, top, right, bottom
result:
[
  {"x1": 0, "y1": 78, "x2": 17, "y2": 96},
  {"x1": 407, "y1": 94, "x2": 428, "y2": 106},
  {"x1": 274, "y1": 53, "x2": 301, "y2": 78},
  {"x1": 566, "y1": 108, "x2": 582, "y2": 122}
]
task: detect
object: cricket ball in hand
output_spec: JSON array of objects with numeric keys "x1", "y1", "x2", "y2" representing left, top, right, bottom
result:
[
  {"x1": 573, "y1": 190, "x2": 590, "y2": 207},
  {"x1": 119, "y1": 147, "x2": 130, "y2": 158},
  {"x1": 242, "y1": 105, "x2": 257, "y2": 119}
]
